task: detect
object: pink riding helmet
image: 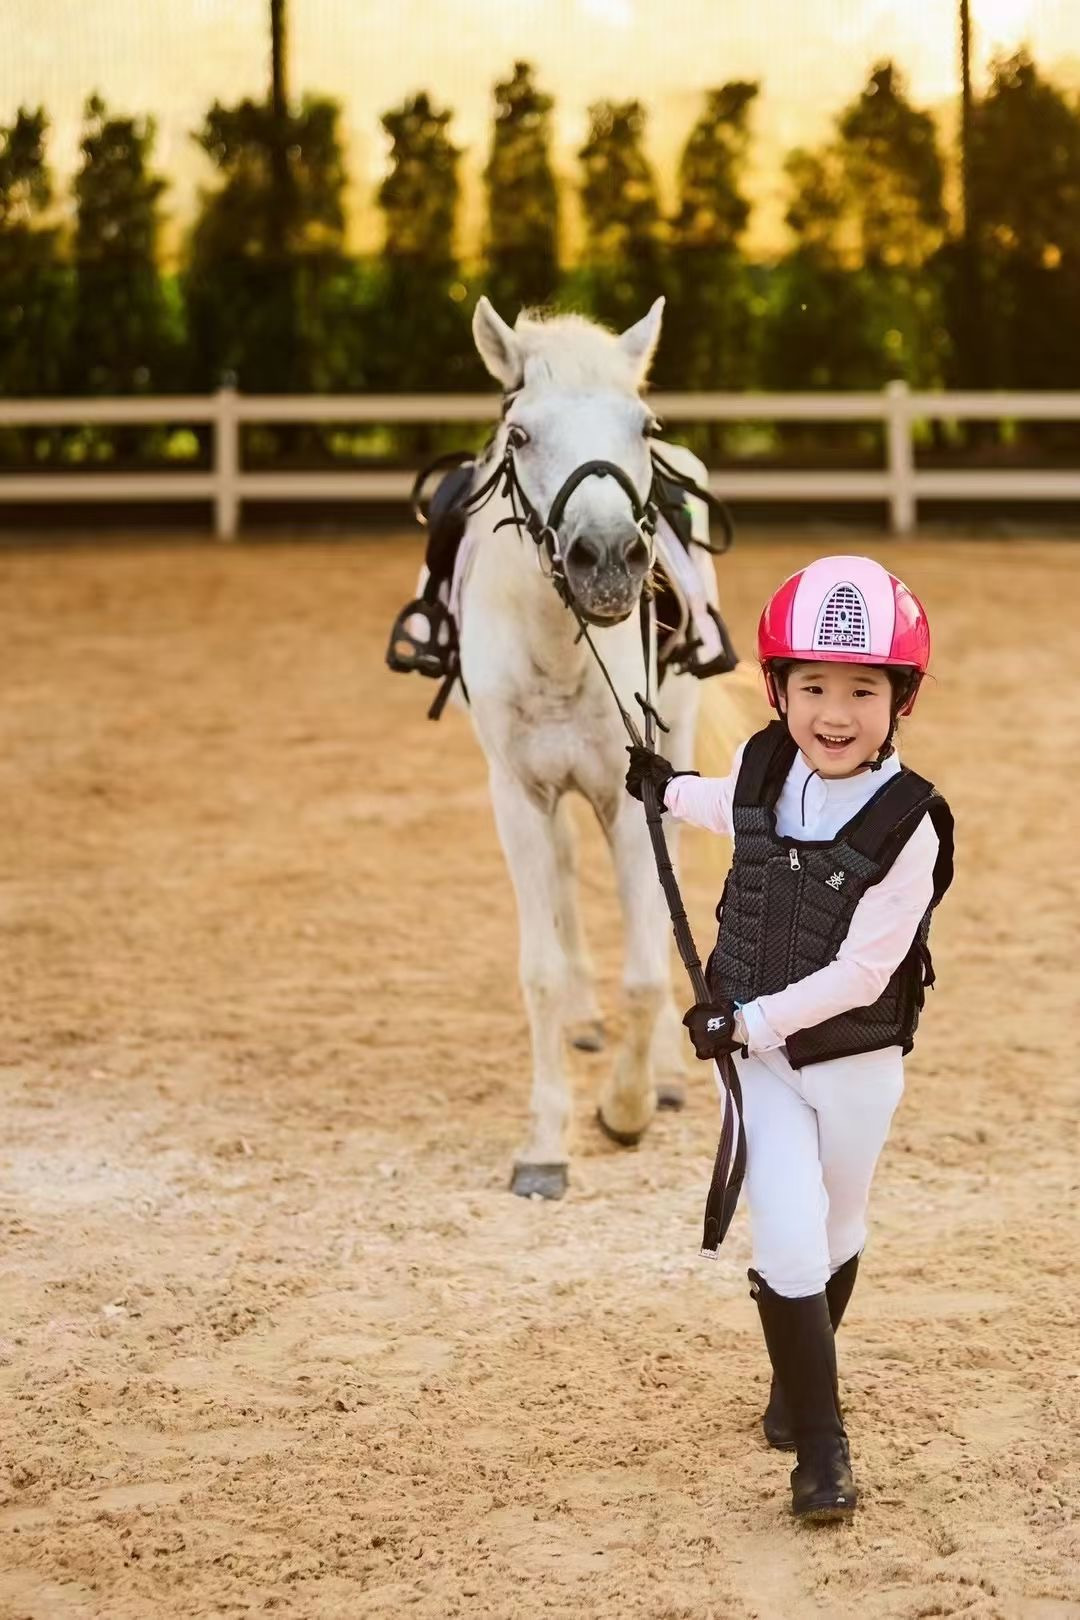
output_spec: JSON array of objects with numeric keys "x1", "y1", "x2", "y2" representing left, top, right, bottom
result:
[{"x1": 757, "y1": 555, "x2": 930, "y2": 715}]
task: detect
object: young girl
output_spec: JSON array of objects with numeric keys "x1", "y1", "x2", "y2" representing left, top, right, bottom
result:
[{"x1": 626, "y1": 555, "x2": 954, "y2": 1524}]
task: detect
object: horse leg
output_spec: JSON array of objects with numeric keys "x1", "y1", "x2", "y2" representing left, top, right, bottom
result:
[
  {"x1": 595, "y1": 806, "x2": 666, "y2": 1146},
  {"x1": 651, "y1": 991, "x2": 689, "y2": 1110},
  {"x1": 489, "y1": 768, "x2": 573, "y2": 1200},
  {"x1": 552, "y1": 797, "x2": 604, "y2": 1053}
]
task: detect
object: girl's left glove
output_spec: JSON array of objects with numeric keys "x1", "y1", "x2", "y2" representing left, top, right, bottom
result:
[{"x1": 682, "y1": 999, "x2": 741, "y2": 1060}]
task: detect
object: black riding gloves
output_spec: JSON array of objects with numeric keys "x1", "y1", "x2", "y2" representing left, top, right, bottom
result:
[
  {"x1": 683, "y1": 1000, "x2": 741, "y2": 1061},
  {"x1": 624, "y1": 745, "x2": 698, "y2": 808}
]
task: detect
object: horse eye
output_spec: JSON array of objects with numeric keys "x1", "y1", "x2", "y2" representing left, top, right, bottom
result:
[{"x1": 506, "y1": 423, "x2": 530, "y2": 449}]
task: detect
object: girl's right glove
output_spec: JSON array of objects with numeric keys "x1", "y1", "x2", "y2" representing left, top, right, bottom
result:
[{"x1": 624, "y1": 745, "x2": 698, "y2": 806}]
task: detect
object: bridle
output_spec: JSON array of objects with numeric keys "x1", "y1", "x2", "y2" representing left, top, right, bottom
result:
[
  {"x1": 413, "y1": 422, "x2": 733, "y2": 624},
  {"x1": 442, "y1": 440, "x2": 659, "y2": 626}
]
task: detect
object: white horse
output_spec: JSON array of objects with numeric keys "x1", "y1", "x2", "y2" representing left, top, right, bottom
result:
[{"x1": 459, "y1": 297, "x2": 718, "y2": 1199}]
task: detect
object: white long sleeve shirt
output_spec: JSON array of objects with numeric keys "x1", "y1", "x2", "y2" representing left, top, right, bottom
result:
[{"x1": 665, "y1": 741, "x2": 939, "y2": 1057}]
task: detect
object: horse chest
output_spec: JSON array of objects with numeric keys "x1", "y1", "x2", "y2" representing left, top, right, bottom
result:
[
  {"x1": 500, "y1": 674, "x2": 621, "y2": 811},
  {"x1": 507, "y1": 657, "x2": 610, "y2": 736}
]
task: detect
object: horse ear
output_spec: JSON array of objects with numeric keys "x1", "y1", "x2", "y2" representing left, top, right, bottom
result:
[
  {"x1": 618, "y1": 296, "x2": 665, "y2": 385},
  {"x1": 473, "y1": 297, "x2": 523, "y2": 390}
]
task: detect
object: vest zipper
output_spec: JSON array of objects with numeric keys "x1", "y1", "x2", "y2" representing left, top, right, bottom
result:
[{"x1": 787, "y1": 848, "x2": 803, "y2": 985}]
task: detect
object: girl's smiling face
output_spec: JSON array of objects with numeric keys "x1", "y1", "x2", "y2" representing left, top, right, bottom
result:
[{"x1": 778, "y1": 661, "x2": 894, "y2": 777}]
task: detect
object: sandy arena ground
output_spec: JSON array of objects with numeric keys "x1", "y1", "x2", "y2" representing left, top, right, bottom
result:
[{"x1": 0, "y1": 531, "x2": 1077, "y2": 1620}]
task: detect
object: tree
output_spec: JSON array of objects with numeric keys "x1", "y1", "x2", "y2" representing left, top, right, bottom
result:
[
  {"x1": 184, "y1": 0, "x2": 355, "y2": 400},
  {"x1": 838, "y1": 63, "x2": 947, "y2": 271},
  {"x1": 964, "y1": 50, "x2": 1080, "y2": 391},
  {"x1": 0, "y1": 108, "x2": 69, "y2": 398},
  {"x1": 186, "y1": 94, "x2": 348, "y2": 392},
  {"x1": 379, "y1": 92, "x2": 459, "y2": 265},
  {"x1": 761, "y1": 145, "x2": 878, "y2": 394},
  {"x1": 783, "y1": 147, "x2": 847, "y2": 258},
  {"x1": 578, "y1": 100, "x2": 665, "y2": 332},
  {"x1": 69, "y1": 95, "x2": 177, "y2": 395},
  {"x1": 671, "y1": 82, "x2": 758, "y2": 252},
  {"x1": 373, "y1": 92, "x2": 477, "y2": 393},
  {"x1": 483, "y1": 62, "x2": 559, "y2": 314},
  {"x1": 763, "y1": 64, "x2": 949, "y2": 394},
  {"x1": 835, "y1": 62, "x2": 950, "y2": 390},
  {"x1": 658, "y1": 82, "x2": 759, "y2": 395}
]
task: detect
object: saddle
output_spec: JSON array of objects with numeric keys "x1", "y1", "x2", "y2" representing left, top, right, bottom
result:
[{"x1": 387, "y1": 447, "x2": 738, "y2": 720}]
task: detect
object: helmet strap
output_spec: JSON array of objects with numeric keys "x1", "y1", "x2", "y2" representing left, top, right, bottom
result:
[{"x1": 867, "y1": 722, "x2": 897, "y2": 772}]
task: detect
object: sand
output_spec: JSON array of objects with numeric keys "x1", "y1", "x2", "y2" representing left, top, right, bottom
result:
[{"x1": 0, "y1": 531, "x2": 1077, "y2": 1620}]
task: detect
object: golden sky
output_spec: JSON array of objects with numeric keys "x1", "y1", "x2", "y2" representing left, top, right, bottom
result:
[{"x1": 5, "y1": 0, "x2": 1080, "y2": 263}]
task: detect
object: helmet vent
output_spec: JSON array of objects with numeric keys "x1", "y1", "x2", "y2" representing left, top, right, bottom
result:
[{"x1": 813, "y1": 583, "x2": 870, "y2": 653}]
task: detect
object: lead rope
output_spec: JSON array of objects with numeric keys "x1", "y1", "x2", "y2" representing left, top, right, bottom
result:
[{"x1": 569, "y1": 590, "x2": 746, "y2": 1254}]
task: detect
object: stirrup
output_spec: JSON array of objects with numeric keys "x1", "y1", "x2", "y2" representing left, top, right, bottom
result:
[{"x1": 386, "y1": 596, "x2": 457, "y2": 680}]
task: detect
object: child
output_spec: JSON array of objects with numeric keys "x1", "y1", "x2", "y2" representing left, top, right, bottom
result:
[{"x1": 626, "y1": 556, "x2": 954, "y2": 1523}]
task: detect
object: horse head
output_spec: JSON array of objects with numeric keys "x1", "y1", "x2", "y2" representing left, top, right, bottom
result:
[{"x1": 472, "y1": 297, "x2": 665, "y2": 626}]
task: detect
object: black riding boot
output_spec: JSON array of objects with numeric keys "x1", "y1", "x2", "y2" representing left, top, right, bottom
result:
[
  {"x1": 763, "y1": 1252, "x2": 860, "y2": 1450},
  {"x1": 749, "y1": 1268, "x2": 857, "y2": 1521}
]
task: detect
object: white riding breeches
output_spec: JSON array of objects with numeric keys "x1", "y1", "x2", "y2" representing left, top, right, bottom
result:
[{"x1": 724, "y1": 1044, "x2": 905, "y2": 1299}]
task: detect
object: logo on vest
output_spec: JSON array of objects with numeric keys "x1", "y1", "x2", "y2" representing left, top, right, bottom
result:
[{"x1": 825, "y1": 870, "x2": 846, "y2": 890}]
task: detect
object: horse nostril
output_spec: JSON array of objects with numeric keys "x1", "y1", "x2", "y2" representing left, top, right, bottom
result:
[
  {"x1": 624, "y1": 535, "x2": 650, "y2": 573},
  {"x1": 565, "y1": 533, "x2": 602, "y2": 571}
]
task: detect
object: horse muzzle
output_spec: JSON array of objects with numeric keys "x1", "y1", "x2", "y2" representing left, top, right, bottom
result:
[{"x1": 562, "y1": 526, "x2": 651, "y2": 624}]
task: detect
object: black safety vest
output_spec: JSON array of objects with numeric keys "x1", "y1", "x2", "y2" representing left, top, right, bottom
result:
[{"x1": 707, "y1": 723, "x2": 954, "y2": 1067}]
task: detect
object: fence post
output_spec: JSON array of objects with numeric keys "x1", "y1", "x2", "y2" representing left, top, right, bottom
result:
[
  {"x1": 214, "y1": 385, "x2": 239, "y2": 540},
  {"x1": 885, "y1": 379, "x2": 914, "y2": 535}
]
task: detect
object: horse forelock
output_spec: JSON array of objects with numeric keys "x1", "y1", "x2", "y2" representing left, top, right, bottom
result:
[{"x1": 513, "y1": 313, "x2": 639, "y2": 394}]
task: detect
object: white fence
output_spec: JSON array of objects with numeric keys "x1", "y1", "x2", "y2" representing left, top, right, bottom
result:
[{"x1": 1, "y1": 380, "x2": 1078, "y2": 538}]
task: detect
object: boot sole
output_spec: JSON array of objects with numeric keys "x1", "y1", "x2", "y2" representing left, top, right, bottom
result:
[{"x1": 795, "y1": 1501, "x2": 856, "y2": 1524}]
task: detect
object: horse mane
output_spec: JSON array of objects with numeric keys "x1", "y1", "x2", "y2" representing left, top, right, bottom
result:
[{"x1": 512, "y1": 311, "x2": 641, "y2": 393}]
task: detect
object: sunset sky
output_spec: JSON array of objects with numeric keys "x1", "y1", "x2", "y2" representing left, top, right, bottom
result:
[{"x1": 5, "y1": 0, "x2": 1080, "y2": 262}]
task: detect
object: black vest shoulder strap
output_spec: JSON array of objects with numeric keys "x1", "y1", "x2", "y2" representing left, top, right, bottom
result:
[
  {"x1": 902, "y1": 794, "x2": 954, "y2": 903},
  {"x1": 733, "y1": 722, "x2": 796, "y2": 809},
  {"x1": 927, "y1": 798, "x2": 954, "y2": 901},
  {"x1": 846, "y1": 769, "x2": 955, "y2": 903},
  {"x1": 846, "y1": 769, "x2": 935, "y2": 860}
]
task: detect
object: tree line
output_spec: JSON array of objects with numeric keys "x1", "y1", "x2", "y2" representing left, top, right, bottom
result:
[{"x1": 1, "y1": 55, "x2": 1079, "y2": 466}]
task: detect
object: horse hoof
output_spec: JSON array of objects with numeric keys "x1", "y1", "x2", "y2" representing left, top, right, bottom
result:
[
  {"x1": 510, "y1": 1162, "x2": 569, "y2": 1200},
  {"x1": 657, "y1": 1080, "x2": 686, "y2": 1110},
  {"x1": 595, "y1": 1106, "x2": 646, "y2": 1148},
  {"x1": 568, "y1": 1018, "x2": 605, "y2": 1053}
]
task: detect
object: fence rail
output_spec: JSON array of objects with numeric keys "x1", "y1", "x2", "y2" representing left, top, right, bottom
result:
[{"x1": 0, "y1": 381, "x2": 1078, "y2": 538}]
